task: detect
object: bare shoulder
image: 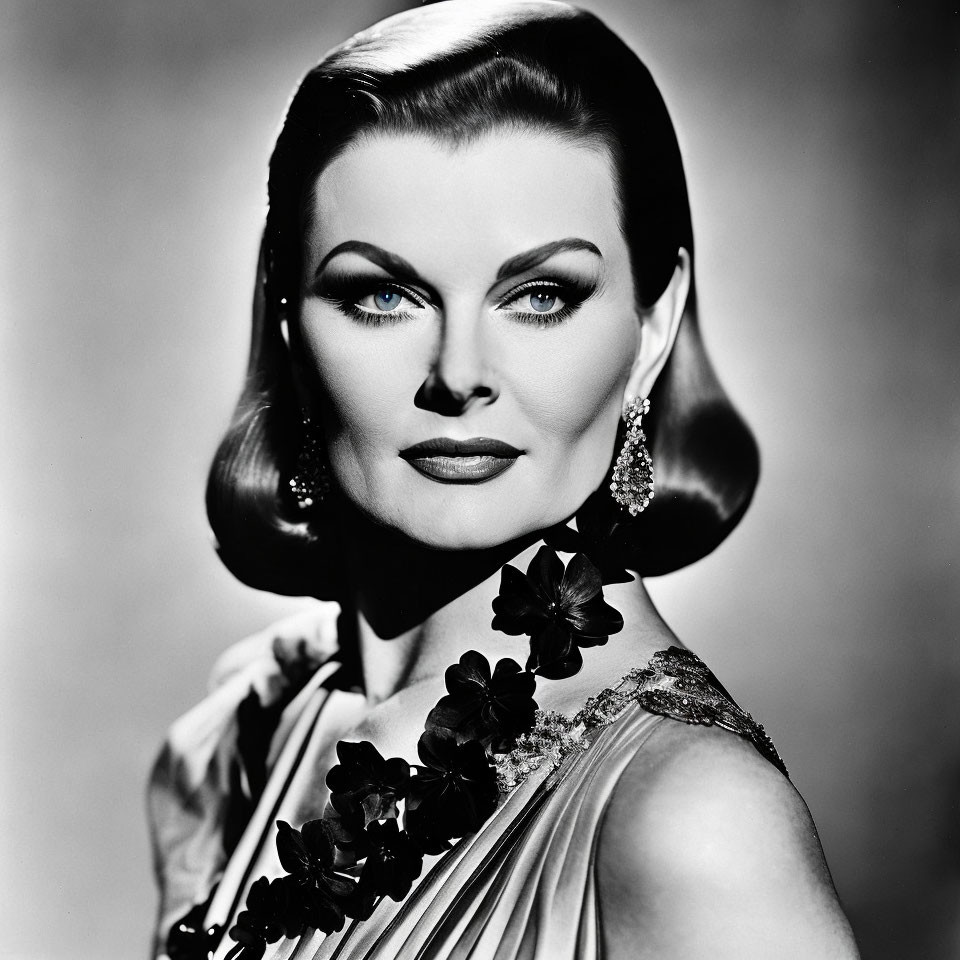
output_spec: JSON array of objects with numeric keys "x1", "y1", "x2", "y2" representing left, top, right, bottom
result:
[{"x1": 596, "y1": 721, "x2": 860, "y2": 959}]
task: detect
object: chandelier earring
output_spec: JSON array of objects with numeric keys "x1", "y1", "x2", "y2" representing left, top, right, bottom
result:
[
  {"x1": 610, "y1": 396, "x2": 654, "y2": 516},
  {"x1": 288, "y1": 415, "x2": 331, "y2": 510}
]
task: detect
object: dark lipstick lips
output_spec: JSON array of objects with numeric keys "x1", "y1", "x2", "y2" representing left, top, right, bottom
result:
[{"x1": 399, "y1": 437, "x2": 523, "y2": 483}]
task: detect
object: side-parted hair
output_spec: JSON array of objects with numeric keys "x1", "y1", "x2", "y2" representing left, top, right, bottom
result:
[{"x1": 206, "y1": 0, "x2": 759, "y2": 597}]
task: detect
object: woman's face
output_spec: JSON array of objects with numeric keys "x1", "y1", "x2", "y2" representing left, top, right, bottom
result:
[{"x1": 298, "y1": 129, "x2": 641, "y2": 550}]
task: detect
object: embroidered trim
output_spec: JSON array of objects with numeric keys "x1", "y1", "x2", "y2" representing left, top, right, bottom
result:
[{"x1": 495, "y1": 646, "x2": 787, "y2": 791}]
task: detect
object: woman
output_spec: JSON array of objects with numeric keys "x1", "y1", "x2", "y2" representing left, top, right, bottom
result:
[{"x1": 150, "y1": 3, "x2": 859, "y2": 958}]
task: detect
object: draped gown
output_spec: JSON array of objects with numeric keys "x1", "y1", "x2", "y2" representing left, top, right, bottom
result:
[{"x1": 149, "y1": 604, "x2": 787, "y2": 960}]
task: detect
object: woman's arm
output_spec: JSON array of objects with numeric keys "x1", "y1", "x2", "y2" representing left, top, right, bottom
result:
[{"x1": 596, "y1": 722, "x2": 860, "y2": 959}]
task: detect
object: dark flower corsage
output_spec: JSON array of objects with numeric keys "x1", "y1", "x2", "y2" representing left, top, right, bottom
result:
[
  {"x1": 425, "y1": 650, "x2": 538, "y2": 752},
  {"x1": 543, "y1": 491, "x2": 636, "y2": 584},
  {"x1": 326, "y1": 740, "x2": 410, "y2": 826},
  {"x1": 275, "y1": 819, "x2": 356, "y2": 905},
  {"x1": 492, "y1": 546, "x2": 624, "y2": 679},
  {"x1": 226, "y1": 877, "x2": 294, "y2": 960},
  {"x1": 404, "y1": 730, "x2": 500, "y2": 851},
  {"x1": 226, "y1": 818, "x2": 377, "y2": 957},
  {"x1": 278, "y1": 819, "x2": 372, "y2": 928},
  {"x1": 357, "y1": 818, "x2": 424, "y2": 901}
]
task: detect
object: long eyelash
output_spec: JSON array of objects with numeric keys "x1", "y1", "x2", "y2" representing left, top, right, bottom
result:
[
  {"x1": 315, "y1": 276, "x2": 594, "y2": 327},
  {"x1": 341, "y1": 302, "x2": 415, "y2": 326},
  {"x1": 317, "y1": 279, "x2": 426, "y2": 326},
  {"x1": 499, "y1": 278, "x2": 595, "y2": 327}
]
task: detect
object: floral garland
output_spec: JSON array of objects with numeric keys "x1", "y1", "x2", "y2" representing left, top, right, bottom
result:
[{"x1": 168, "y1": 505, "x2": 632, "y2": 960}]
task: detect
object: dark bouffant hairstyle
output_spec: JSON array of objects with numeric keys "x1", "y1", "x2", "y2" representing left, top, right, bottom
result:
[{"x1": 206, "y1": 1, "x2": 759, "y2": 597}]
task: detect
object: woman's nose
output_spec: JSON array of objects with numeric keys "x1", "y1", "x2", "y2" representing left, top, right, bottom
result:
[{"x1": 414, "y1": 310, "x2": 498, "y2": 416}]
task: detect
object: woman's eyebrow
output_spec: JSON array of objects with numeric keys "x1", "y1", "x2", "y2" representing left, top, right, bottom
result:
[
  {"x1": 314, "y1": 241, "x2": 424, "y2": 282},
  {"x1": 313, "y1": 237, "x2": 602, "y2": 285},
  {"x1": 496, "y1": 238, "x2": 602, "y2": 280}
]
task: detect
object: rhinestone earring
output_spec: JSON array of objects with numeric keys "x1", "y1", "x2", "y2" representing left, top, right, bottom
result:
[
  {"x1": 610, "y1": 397, "x2": 654, "y2": 516},
  {"x1": 289, "y1": 415, "x2": 330, "y2": 510}
]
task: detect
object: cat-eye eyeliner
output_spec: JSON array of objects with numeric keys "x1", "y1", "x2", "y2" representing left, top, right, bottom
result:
[{"x1": 313, "y1": 273, "x2": 598, "y2": 327}]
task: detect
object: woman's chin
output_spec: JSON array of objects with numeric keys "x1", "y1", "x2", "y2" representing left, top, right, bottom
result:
[
  {"x1": 337, "y1": 470, "x2": 593, "y2": 553},
  {"x1": 400, "y1": 517, "x2": 540, "y2": 553},
  {"x1": 369, "y1": 503, "x2": 559, "y2": 554}
]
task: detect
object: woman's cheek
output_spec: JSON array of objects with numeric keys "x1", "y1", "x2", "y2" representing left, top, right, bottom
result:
[
  {"x1": 304, "y1": 317, "x2": 412, "y2": 428},
  {"x1": 299, "y1": 322, "x2": 408, "y2": 495},
  {"x1": 513, "y1": 315, "x2": 634, "y2": 443}
]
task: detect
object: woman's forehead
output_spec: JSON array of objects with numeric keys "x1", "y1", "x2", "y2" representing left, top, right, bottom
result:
[{"x1": 305, "y1": 130, "x2": 626, "y2": 278}]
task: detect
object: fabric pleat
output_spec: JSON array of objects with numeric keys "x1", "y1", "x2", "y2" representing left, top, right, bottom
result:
[{"x1": 241, "y1": 703, "x2": 665, "y2": 960}]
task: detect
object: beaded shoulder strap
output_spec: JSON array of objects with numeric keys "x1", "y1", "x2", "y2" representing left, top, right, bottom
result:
[
  {"x1": 495, "y1": 646, "x2": 786, "y2": 791},
  {"x1": 632, "y1": 646, "x2": 787, "y2": 776}
]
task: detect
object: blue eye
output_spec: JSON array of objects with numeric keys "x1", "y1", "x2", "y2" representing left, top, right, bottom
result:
[
  {"x1": 500, "y1": 283, "x2": 570, "y2": 322},
  {"x1": 373, "y1": 289, "x2": 403, "y2": 312},
  {"x1": 317, "y1": 277, "x2": 429, "y2": 326},
  {"x1": 354, "y1": 284, "x2": 425, "y2": 320},
  {"x1": 497, "y1": 277, "x2": 595, "y2": 327},
  {"x1": 528, "y1": 291, "x2": 557, "y2": 313}
]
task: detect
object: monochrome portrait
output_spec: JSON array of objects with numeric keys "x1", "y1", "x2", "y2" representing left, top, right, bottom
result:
[{"x1": 3, "y1": 2, "x2": 957, "y2": 958}]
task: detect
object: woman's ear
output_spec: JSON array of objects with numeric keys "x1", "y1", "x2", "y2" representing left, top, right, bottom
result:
[{"x1": 624, "y1": 248, "x2": 691, "y2": 403}]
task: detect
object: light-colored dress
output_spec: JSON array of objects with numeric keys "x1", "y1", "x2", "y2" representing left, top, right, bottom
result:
[{"x1": 149, "y1": 604, "x2": 786, "y2": 960}]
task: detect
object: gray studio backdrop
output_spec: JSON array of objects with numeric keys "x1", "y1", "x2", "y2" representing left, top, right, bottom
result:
[{"x1": 2, "y1": 1, "x2": 958, "y2": 958}]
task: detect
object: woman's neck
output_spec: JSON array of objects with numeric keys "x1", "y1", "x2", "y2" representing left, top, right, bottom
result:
[{"x1": 337, "y1": 512, "x2": 680, "y2": 710}]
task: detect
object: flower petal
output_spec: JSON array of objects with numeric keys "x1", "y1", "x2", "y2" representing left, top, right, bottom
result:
[
  {"x1": 529, "y1": 619, "x2": 572, "y2": 660},
  {"x1": 557, "y1": 552, "x2": 602, "y2": 608},
  {"x1": 525, "y1": 621, "x2": 575, "y2": 675},
  {"x1": 275, "y1": 821, "x2": 311, "y2": 875},
  {"x1": 489, "y1": 657, "x2": 527, "y2": 684},
  {"x1": 403, "y1": 804, "x2": 453, "y2": 854},
  {"x1": 532, "y1": 643, "x2": 584, "y2": 680},
  {"x1": 458, "y1": 650, "x2": 492, "y2": 682},
  {"x1": 341, "y1": 887, "x2": 378, "y2": 921},
  {"x1": 527, "y1": 546, "x2": 563, "y2": 602},
  {"x1": 415, "y1": 729, "x2": 458, "y2": 770},
  {"x1": 323, "y1": 871, "x2": 358, "y2": 899},
  {"x1": 360, "y1": 790, "x2": 399, "y2": 825},
  {"x1": 327, "y1": 740, "x2": 382, "y2": 797},
  {"x1": 491, "y1": 565, "x2": 548, "y2": 634},
  {"x1": 425, "y1": 694, "x2": 473, "y2": 736},
  {"x1": 565, "y1": 594, "x2": 624, "y2": 638},
  {"x1": 325, "y1": 807, "x2": 369, "y2": 858},
  {"x1": 564, "y1": 493, "x2": 635, "y2": 584},
  {"x1": 300, "y1": 818, "x2": 337, "y2": 867},
  {"x1": 444, "y1": 650, "x2": 491, "y2": 696},
  {"x1": 334, "y1": 739, "x2": 383, "y2": 771},
  {"x1": 357, "y1": 821, "x2": 424, "y2": 902},
  {"x1": 382, "y1": 757, "x2": 411, "y2": 792}
]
